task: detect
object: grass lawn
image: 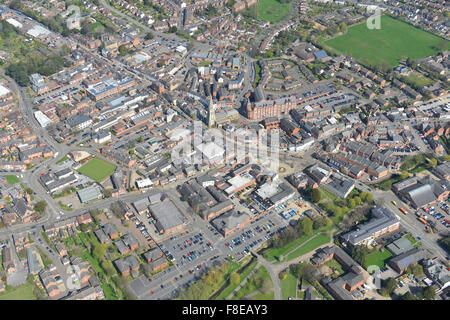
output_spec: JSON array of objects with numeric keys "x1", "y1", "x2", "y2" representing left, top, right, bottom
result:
[
  {"x1": 364, "y1": 248, "x2": 393, "y2": 269},
  {"x1": 324, "y1": 15, "x2": 449, "y2": 67},
  {"x1": 262, "y1": 227, "x2": 329, "y2": 262},
  {"x1": 325, "y1": 258, "x2": 345, "y2": 277},
  {"x1": 256, "y1": 0, "x2": 290, "y2": 22},
  {"x1": 0, "y1": 283, "x2": 36, "y2": 300},
  {"x1": 281, "y1": 272, "x2": 298, "y2": 300},
  {"x1": 286, "y1": 233, "x2": 331, "y2": 261},
  {"x1": 216, "y1": 260, "x2": 258, "y2": 300},
  {"x1": 5, "y1": 175, "x2": 19, "y2": 184},
  {"x1": 319, "y1": 187, "x2": 337, "y2": 202},
  {"x1": 253, "y1": 61, "x2": 261, "y2": 87},
  {"x1": 231, "y1": 266, "x2": 273, "y2": 300},
  {"x1": 55, "y1": 155, "x2": 69, "y2": 164},
  {"x1": 400, "y1": 74, "x2": 433, "y2": 88},
  {"x1": 77, "y1": 158, "x2": 116, "y2": 182},
  {"x1": 404, "y1": 234, "x2": 417, "y2": 245}
]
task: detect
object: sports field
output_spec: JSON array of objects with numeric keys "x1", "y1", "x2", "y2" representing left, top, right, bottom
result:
[
  {"x1": 78, "y1": 158, "x2": 116, "y2": 182},
  {"x1": 324, "y1": 15, "x2": 449, "y2": 67},
  {"x1": 256, "y1": 0, "x2": 290, "y2": 22}
]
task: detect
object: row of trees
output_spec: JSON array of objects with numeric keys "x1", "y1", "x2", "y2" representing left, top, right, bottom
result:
[
  {"x1": 178, "y1": 260, "x2": 236, "y2": 299},
  {"x1": 270, "y1": 215, "x2": 332, "y2": 250}
]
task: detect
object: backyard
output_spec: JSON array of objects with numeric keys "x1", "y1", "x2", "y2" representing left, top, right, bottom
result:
[{"x1": 364, "y1": 247, "x2": 393, "y2": 269}]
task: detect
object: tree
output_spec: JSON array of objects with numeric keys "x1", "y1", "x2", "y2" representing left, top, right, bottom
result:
[
  {"x1": 92, "y1": 244, "x2": 106, "y2": 260},
  {"x1": 402, "y1": 291, "x2": 416, "y2": 300},
  {"x1": 104, "y1": 189, "x2": 112, "y2": 198},
  {"x1": 300, "y1": 217, "x2": 313, "y2": 236},
  {"x1": 351, "y1": 245, "x2": 369, "y2": 266},
  {"x1": 34, "y1": 201, "x2": 47, "y2": 214},
  {"x1": 310, "y1": 188, "x2": 321, "y2": 203},
  {"x1": 408, "y1": 264, "x2": 424, "y2": 277},
  {"x1": 428, "y1": 158, "x2": 437, "y2": 168},
  {"x1": 230, "y1": 272, "x2": 240, "y2": 285},
  {"x1": 382, "y1": 277, "x2": 397, "y2": 296},
  {"x1": 353, "y1": 196, "x2": 362, "y2": 206},
  {"x1": 348, "y1": 198, "x2": 356, "y2": 209},
  {"x1": 101, "y1": 259, "x2": 115, "y2": 276},
  {"x1": 168, "y1": 26, "x2": 177, "y2": 33},
  {"x1": 295, "y1": 262, "x2": 317, "y2": 284},
  {"x1": 118, "y1": 45, "x2": 128, "y2": 56},
  {"x1": 313, "y1": 216, "x2": 331, "y2": 230},
  {"x1": 365, "y1": 193, "x2": 374, "y2": 204},
  {"x1": 400, "y1": 171, "x2": 409, "y2": 180},
  {"x1": 145, "y1": 32, "x2": 154, "y2": 40},
  {"x1": 423, "y1": 286, "x2": 436, "y2": 300}
]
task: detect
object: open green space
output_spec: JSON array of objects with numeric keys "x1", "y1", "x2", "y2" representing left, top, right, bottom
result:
[
  {"x1": 399, "y1": 74, "x2": 434, "y2": 88},
  {"x1": 325, "y1": 258, "x2": 345, "y2": 278},
  {"x1": 286, "y1": 233, "x2": 331, "y2": 261},
  {"x1": 0, "y1": 283, "x2": 36, "y2": 300},
  {"x1": 77, "y1": 158, "x2": 116, "y2": 182},
  {"x1": 216, "y1": 260, "x2": 258, "y2": 300},
  {"x1": 324, "y1": 15, "x2": 449, "y2": 68},
  {"x1": 5, "y1": 175, "x2": 19, "y2": 184},
  {"x1": 364, "y1": 247, "x2": 393, "y2": 269},
  {"x1": 262, "y1": 226, "x2": 331, "y2": 262},
  {"x1": 55, "y1": 155, "x2": 69, "y2": 164},
  {"x1": 231, "y1": 266, "x2": 273, "y2": 300},
  {"x1": 248, "y1": 0, "x2": 291, "y2": 23},
  {"x1": 281, "y1": 272, "x2": 298, "y2": 300}
]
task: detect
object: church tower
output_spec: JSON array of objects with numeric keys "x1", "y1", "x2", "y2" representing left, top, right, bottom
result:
[{"x1": 207, "y1": 94, "x2": 215, "y2": 128}]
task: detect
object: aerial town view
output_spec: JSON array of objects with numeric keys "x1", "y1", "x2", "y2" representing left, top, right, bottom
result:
[{"x1": 0, "y1": 0, "x2": 448, "y2": 308}]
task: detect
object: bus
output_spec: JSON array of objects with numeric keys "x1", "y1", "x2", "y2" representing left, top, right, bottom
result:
[
  {"x1": 418, "y1": 217, "x2": 428, "y2": 225},
  {"x1": 399, "y1": 207, "x2": 408, "y2": 215}
]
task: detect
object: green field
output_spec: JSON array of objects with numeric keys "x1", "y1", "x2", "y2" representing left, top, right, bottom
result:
[
  {"x1": 5, "y1": 175, "x2": 19, "y2": 184},
  {"x1": 0, "y1": 284, "x2": 36, "y2": 300},
  {"x1": 255, "y1": 0, "x2": 291, "y2": 22},
  {"x1": 231, "y1": 266, "x2": 273, "y2": 300},
  {"x1": 55, "y1": 155, "x2": 69, "y2": 164},
  {"x1": 324, "y1": 15, "x2": 449, "y2": 67},
  {"x1": 286, "y1": 233, "x2": 331, "y2": 261},
  {"x1": 399, "y1": 74, "x2": 434, "y2": 88},
  {"x1": 216, "y1": 260, "x2": 258, "y2": 300},
  {"x1": 262, "y1": 225, "x2": 332, "y2": 262},
  {"x1": 364, "y1": 248, "x2": 393, "y2": 269},
  {"x1": 77, "y1": 158, "x2": 116, "y2": 182},
  {"x1": 281, "y1": 272, "x2": 298, "y2": 300}
]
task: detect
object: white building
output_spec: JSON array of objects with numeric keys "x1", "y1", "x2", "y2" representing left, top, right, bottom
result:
[
  {"x1": 136, "y1": 178, "x2": 153, "y2": 189},
  {"x1": 34, "y1": 111, "x2": 52, "y2": 128}
]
